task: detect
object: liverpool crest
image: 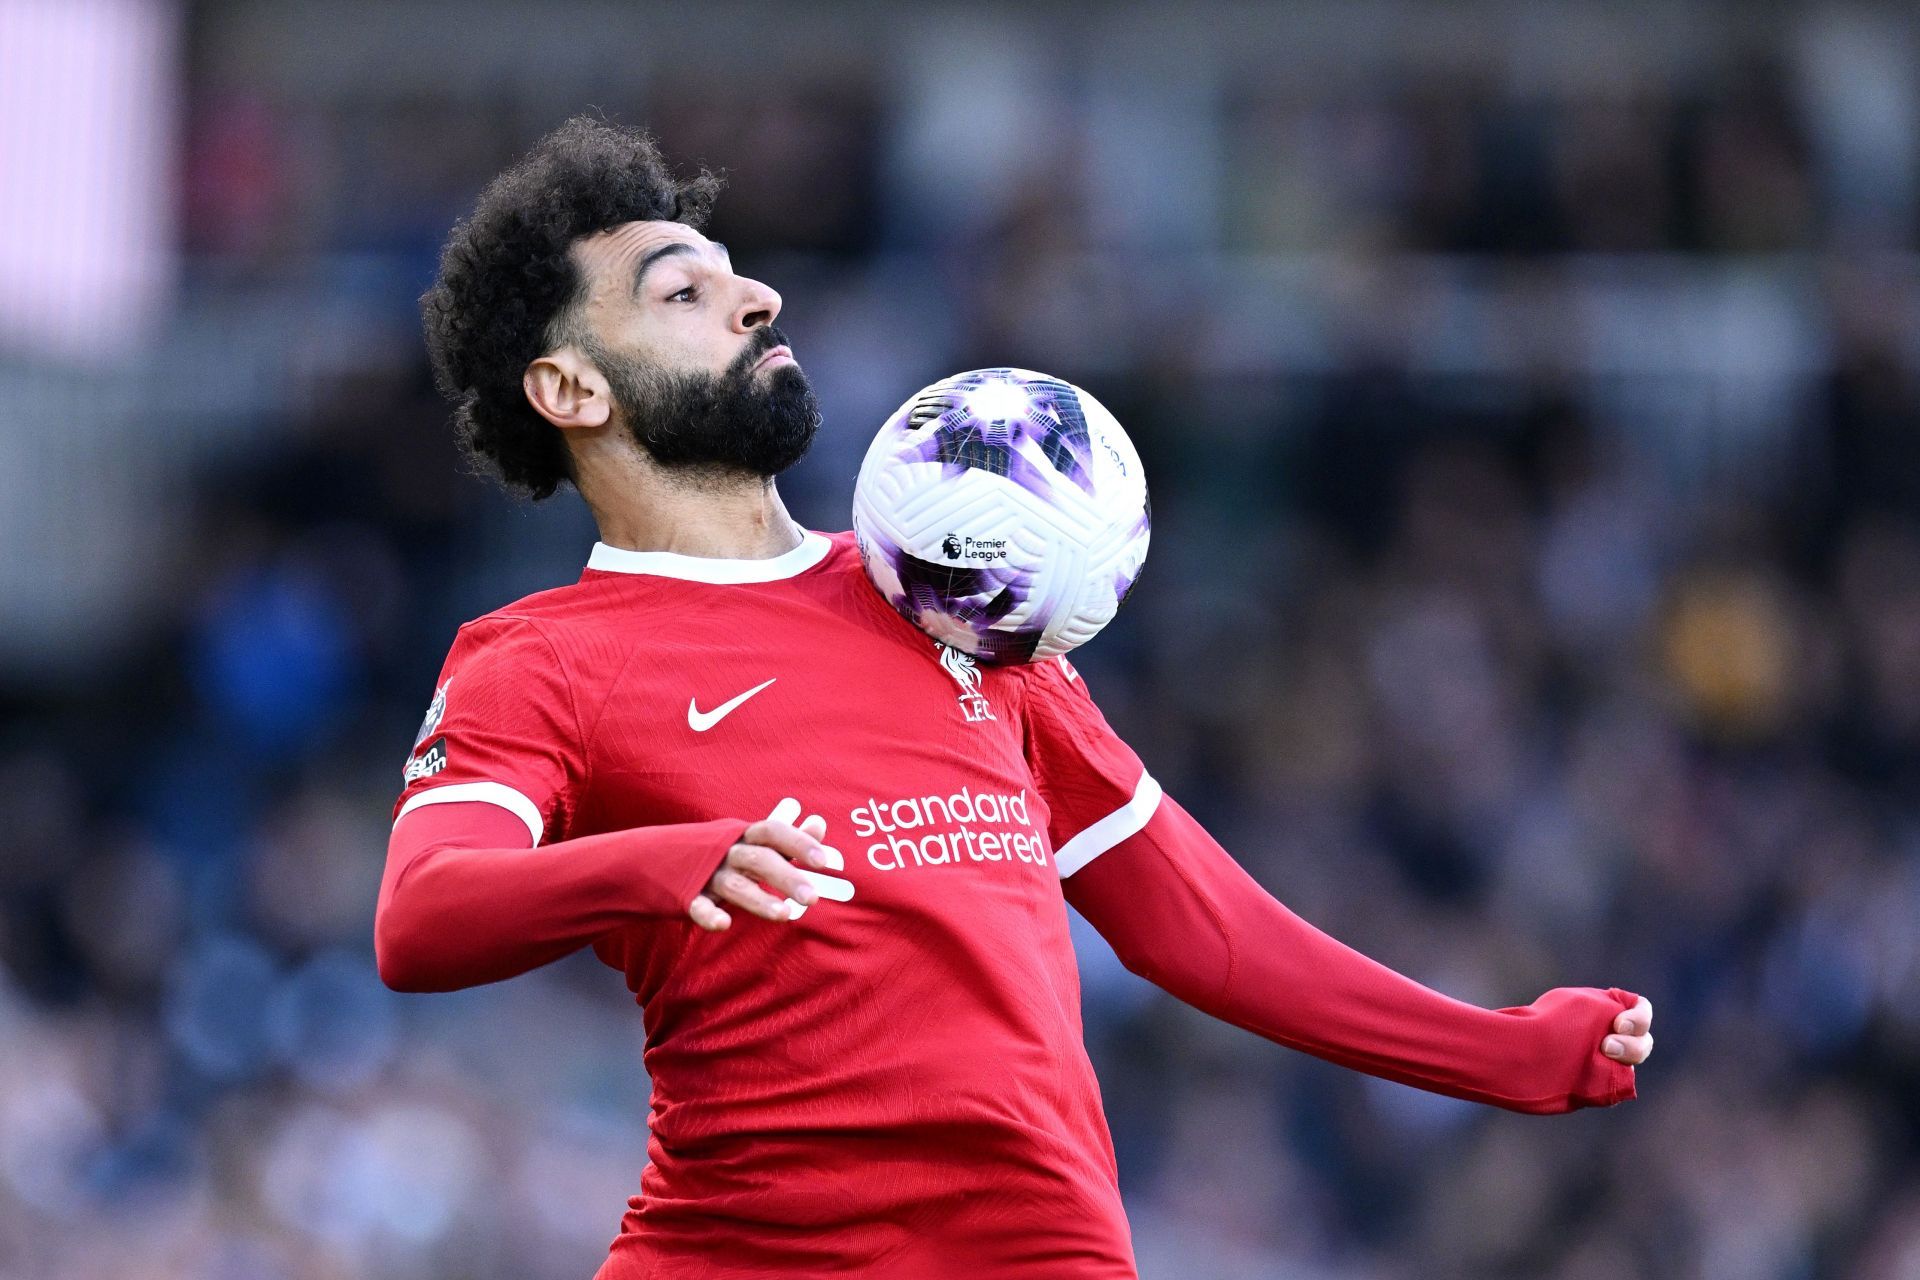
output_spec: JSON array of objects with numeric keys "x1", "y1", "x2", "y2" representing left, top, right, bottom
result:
[{"x1": 937, "y1": 644, "x2": 995, "y2": 723}]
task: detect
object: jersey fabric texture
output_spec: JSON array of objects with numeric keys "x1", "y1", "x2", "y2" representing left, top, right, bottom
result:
[{"x1": 381, "y1": 530, "x2": 1638, "y2": 1279}]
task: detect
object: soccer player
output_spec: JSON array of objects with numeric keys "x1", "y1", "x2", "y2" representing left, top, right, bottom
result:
[{"x1": 377, "y1": 117, "x2": 1654, "y2": 1279}]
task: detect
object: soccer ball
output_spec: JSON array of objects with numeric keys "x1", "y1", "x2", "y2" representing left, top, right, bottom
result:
[{"x1": 852, "y1": 368, "x2": 1150, "y2": 665}]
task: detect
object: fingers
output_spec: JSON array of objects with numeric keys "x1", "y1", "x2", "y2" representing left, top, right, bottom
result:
[
  {"x1": 770, "y1": 802, "x2": 852, "y2": 918},
  {"x1": 713, "y1": 849, "x2": 815, "y2": 920},
  {"x1": 1603, "y1": 998, "x2": 1655, "y2": 1064},
  {"x1": 1613, "y1": 996, "x2": 1653, "y2": 1037},
  {"x1": 762, "y1": 798, "x2": 840, "y2": 871},
  {"x1": 1603, "y1": 1032, "x2": 1652, "y2": 1064},
  {"x1": 713, "y1": 840, "x2": 855, "y2": 919},
  {"x1": 689, "y1": 893, "x2": 732, "y2": 932},
  {"x1": 689, "y1": 799, "x2": 857, "y2": 929},
  {"x1": 738, "y1": 818, "x2": 838, "y2": 870}
]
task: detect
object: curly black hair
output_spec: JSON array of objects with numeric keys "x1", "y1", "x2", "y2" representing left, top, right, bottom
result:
[{"x1": 420, "y1": 115, "x2": 722, "y2": 499}]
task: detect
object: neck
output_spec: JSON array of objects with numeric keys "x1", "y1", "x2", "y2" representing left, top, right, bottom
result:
[{"x1": 575, "y1": 438, "x2": 802, "y2": 560}]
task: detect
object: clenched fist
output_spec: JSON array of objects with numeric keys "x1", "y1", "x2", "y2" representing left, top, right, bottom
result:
[{"x1": 1601, "y1": 995, "x2": 1654, "y2": 1065}]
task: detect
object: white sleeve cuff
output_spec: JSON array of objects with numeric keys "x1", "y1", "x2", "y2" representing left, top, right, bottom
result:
[
  {"x1": 393, "y1": 780, "x2": 544, "y2": 846},
  {"x1": 1053, "y1": 772, "x2": 1163, "y2": 877}
]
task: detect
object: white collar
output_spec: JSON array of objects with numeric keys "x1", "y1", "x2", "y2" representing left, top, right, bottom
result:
[{"x1": 585, "y1": 530, "x2": 833, "y2": 584}]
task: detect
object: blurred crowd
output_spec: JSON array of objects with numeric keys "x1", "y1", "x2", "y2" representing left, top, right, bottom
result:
[{"x1": 4, "y1": 3, "x2": 1920, "y2": 1278}]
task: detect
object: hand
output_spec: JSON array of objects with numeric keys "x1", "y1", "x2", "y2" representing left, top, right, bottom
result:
[
  {"x1": 689, "y1": 798, "x2": 853, "y2": 931},
  {"x1": 1601, "y1": 995, "x2": 1654, "y2": 1065}
]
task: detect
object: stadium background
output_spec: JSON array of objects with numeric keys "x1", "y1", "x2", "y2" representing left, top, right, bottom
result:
[{"x1": 3, "y1": 1, "x2": 1919, "y2": 1275}]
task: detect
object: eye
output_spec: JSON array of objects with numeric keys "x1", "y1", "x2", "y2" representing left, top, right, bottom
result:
[{"x1": 668, "y1": 285, "x2": 698, "y2": 303}]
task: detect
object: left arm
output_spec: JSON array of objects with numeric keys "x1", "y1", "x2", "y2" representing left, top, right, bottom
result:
[
  {"x1": 1022, "y1": 657, "x2": 1651, "y2": 1115},
  {"x1": 1063, "y1": 792, "x2": 1647, "y2": 1114}
]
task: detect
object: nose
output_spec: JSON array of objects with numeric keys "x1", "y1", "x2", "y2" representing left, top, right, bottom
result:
[{"x1": 731, "y1": 275, "x2": 782, "y2": 333}]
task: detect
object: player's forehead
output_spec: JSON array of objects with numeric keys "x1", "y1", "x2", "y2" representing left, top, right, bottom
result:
[{"x1": 573, "y1": 220, "x2": 713, "y2": 290}]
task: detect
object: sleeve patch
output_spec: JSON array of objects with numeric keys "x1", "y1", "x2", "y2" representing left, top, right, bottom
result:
[
  {"x1": 414, "y1": 680, "x2": 449, "y2": 746},
  {"x1": 402, "y1": 737, "x2": 448, "y2": 784}
]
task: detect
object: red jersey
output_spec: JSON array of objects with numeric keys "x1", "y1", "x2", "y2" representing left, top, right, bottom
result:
[{"x1": 379, "y1": 530, "x2": 1639, "y2": 1279}]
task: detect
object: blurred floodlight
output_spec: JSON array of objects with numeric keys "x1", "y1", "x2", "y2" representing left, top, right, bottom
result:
[{"x1": 0, "y1": 0, "x2": 178, "y2": 362}]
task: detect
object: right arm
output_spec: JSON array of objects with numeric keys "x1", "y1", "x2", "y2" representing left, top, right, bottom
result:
[
  {"x1": 376, "y1": 802, "x2": 736, "y2": 991},
  {"x1": 377, "y1": 802, "x2": 838, "y2": 992}
]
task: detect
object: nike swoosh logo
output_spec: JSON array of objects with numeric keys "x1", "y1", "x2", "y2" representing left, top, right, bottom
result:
[{"x1": 688, "y1": 677, "x2": 777, "y2": 732}]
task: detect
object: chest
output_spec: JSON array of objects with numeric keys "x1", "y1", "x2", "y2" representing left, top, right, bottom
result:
[
  {"x1": 571, "y1": 587, "x2": 1078, "y2": 1009},
  {"x1": 571, "y1": 592, "x2": 1036, "y2": 837}
]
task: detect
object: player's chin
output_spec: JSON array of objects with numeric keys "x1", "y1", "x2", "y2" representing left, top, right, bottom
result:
[{"x1": 759, "y1": 359, "x2": 807, "y2": 389}]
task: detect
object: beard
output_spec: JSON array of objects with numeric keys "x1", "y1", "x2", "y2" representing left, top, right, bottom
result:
[{"x1": 587, "y1": 327, "x2": 820, "y2": 481}]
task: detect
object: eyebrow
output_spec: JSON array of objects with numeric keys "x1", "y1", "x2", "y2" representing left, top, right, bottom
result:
[{"x1": 632, "y1": 241, "x2": 732, "y2": 295}]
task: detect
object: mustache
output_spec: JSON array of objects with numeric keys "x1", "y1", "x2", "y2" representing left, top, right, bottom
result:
[{"x1": 728, "y1": 326, "x2": 793, "y2": 379}]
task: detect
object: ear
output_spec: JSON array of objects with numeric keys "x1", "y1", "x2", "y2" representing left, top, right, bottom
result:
[{"x1": 524, "y1": 347, "x2": 613, "y2": 431}]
